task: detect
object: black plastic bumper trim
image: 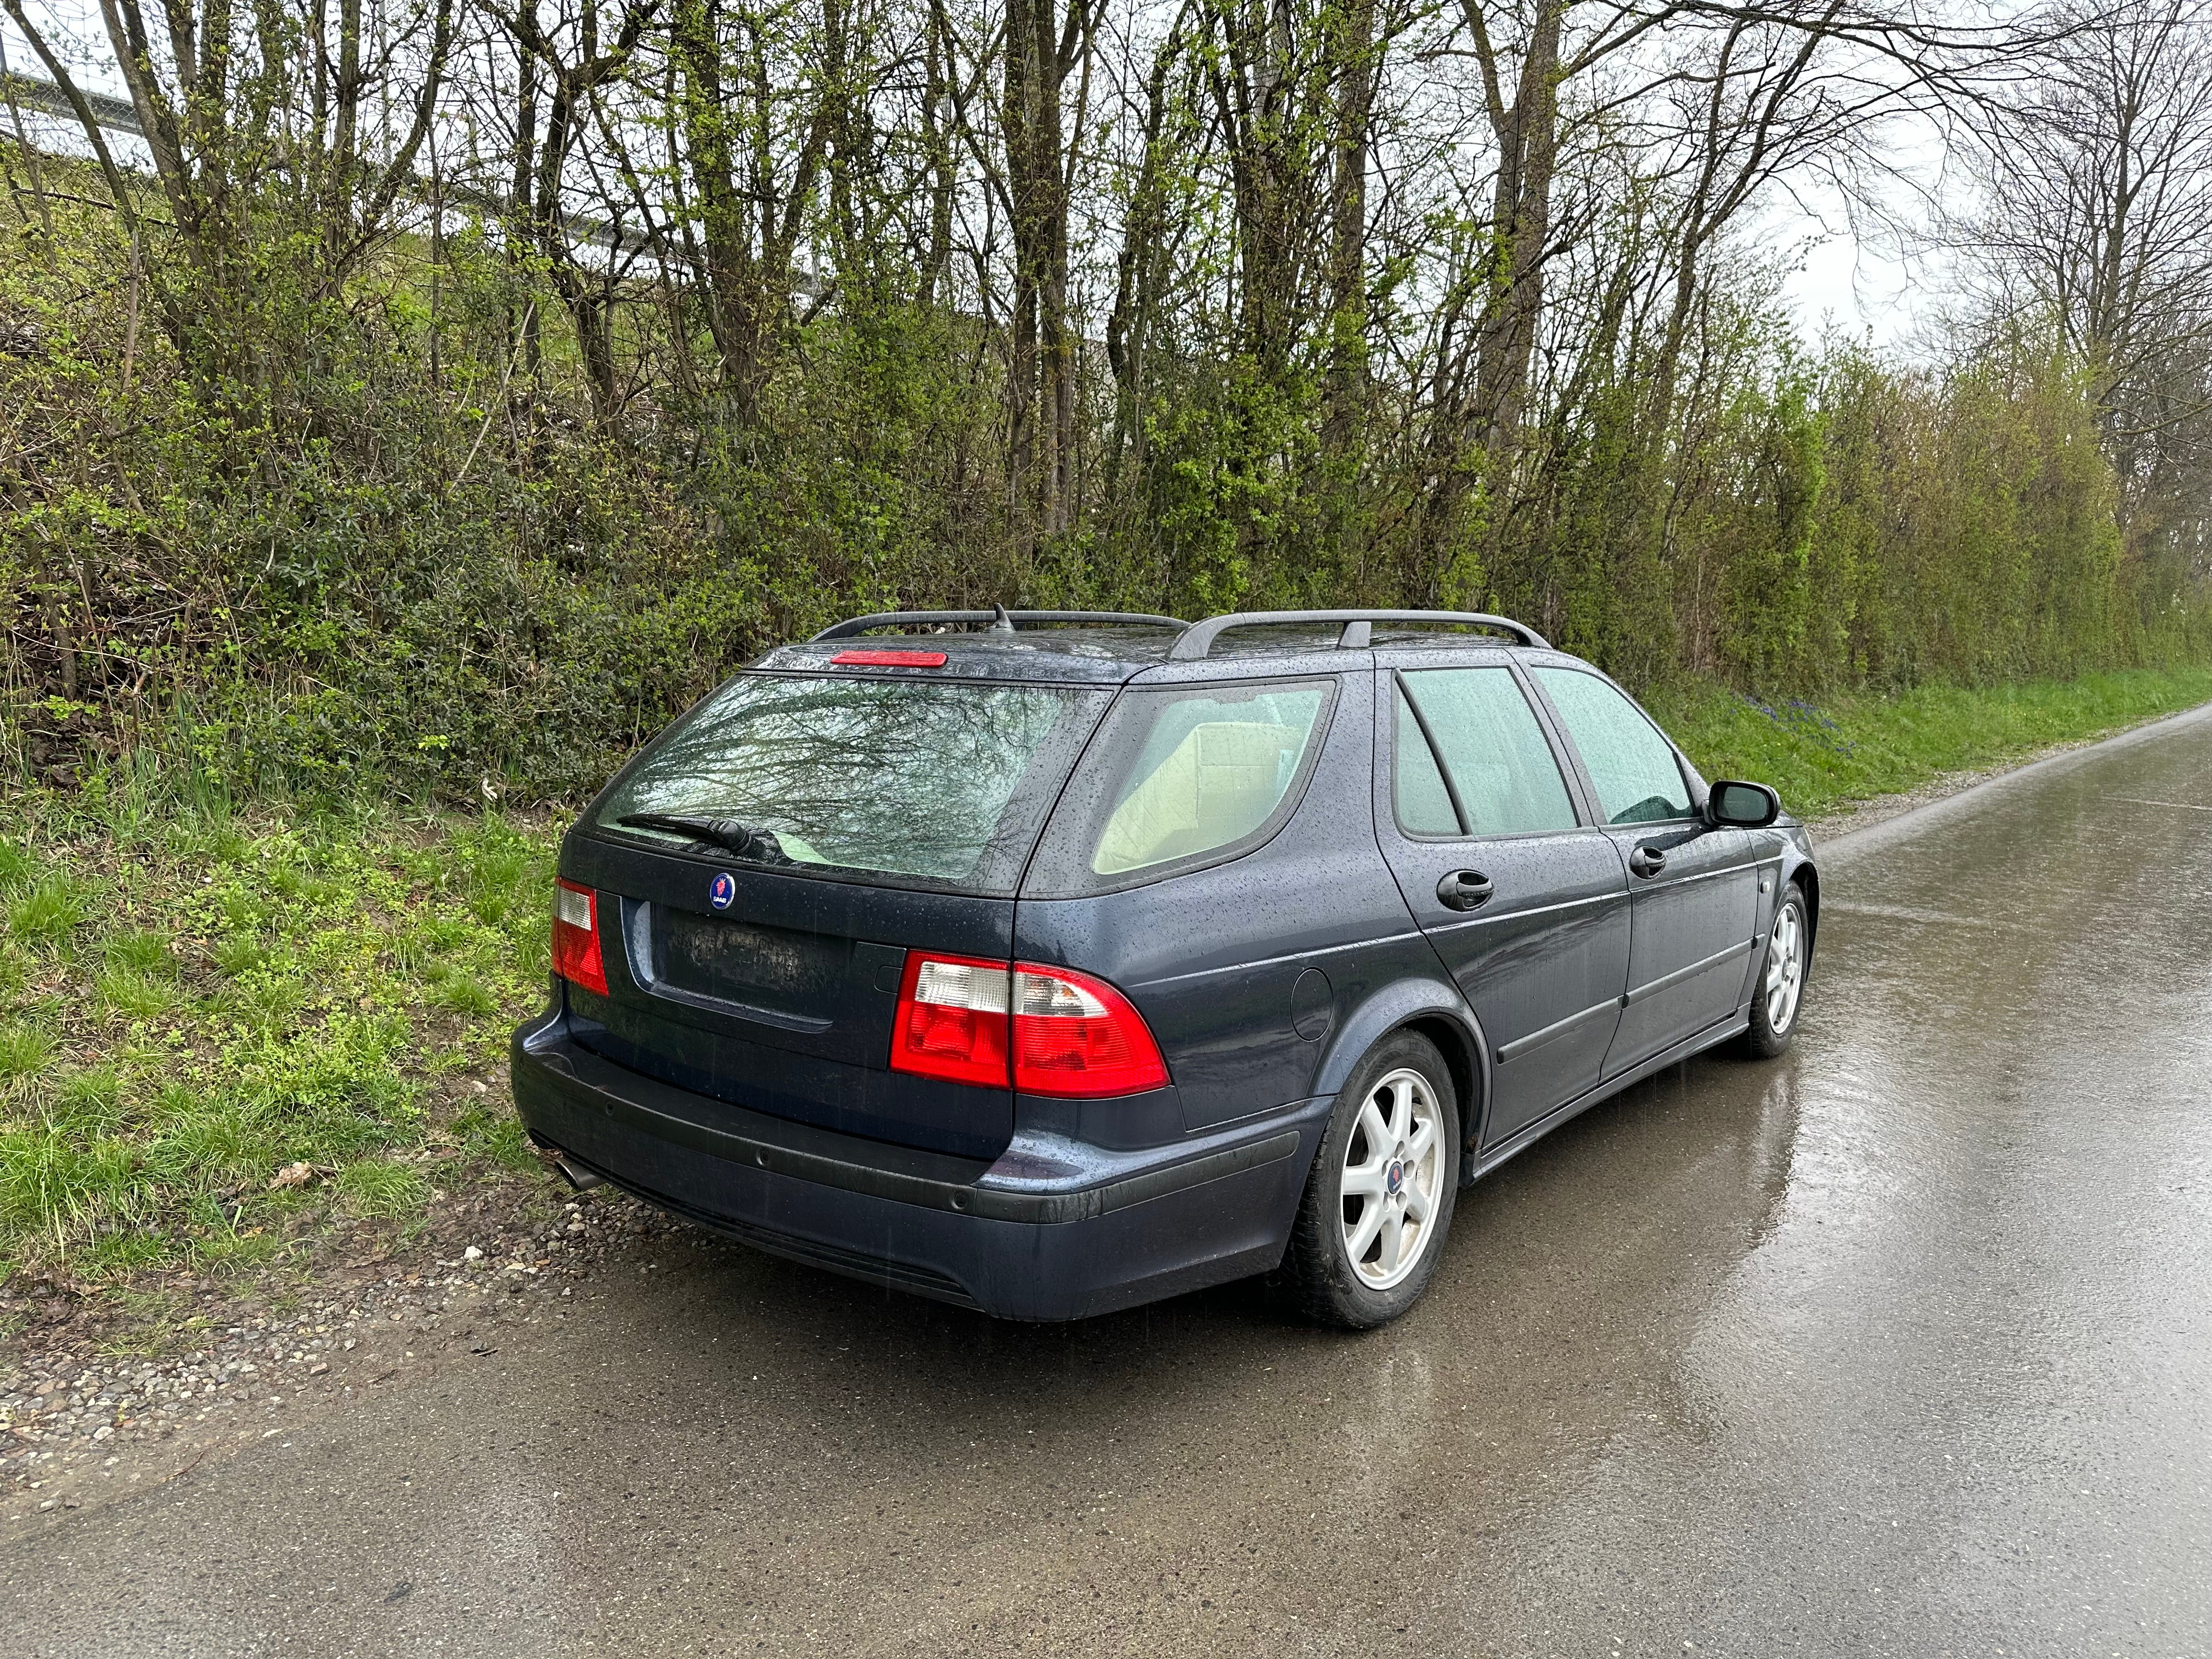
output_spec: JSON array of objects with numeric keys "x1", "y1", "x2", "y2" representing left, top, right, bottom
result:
[
  {"x1": 1622, "y1": 937, "x2": 1756, "y2": 1007},
  {"x1": 517, "y1": 1035, "x2": 1304, "y2": 1227},
  {"x1": 550, "y1": 1143, "x2": 982, "y2": 1307},
  {"x1": 1495, "y1": 996, "x2": 1620, "y2": 1064}
]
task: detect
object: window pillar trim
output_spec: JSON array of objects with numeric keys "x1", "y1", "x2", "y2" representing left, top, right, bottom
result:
[{"x1": 1392, "y1": 671, "x2": 1471, "y2": 837}]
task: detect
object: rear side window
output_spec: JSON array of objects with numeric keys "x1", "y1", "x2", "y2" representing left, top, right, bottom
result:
[
  {"x1": 1396, "y1": 668, "x2": 1577, "y2": 837},
  {"x1": 1531, "y1": 667, "x2": 1692, "y2": 824},
  {"x1": 1025, "y1": 680, "x2": 1335, "y2": 894},
  {"x1": 594, "y1": 674, "x2": 1110, "y2": 894}
]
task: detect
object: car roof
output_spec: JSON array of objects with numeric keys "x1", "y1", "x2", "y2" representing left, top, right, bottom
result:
[
  {"x1": 758, "y1": 628, "x2": 1182, "y2": 685},
  {"x1": 754, "y1": 610, "x2": 1558, "y2": 686}
]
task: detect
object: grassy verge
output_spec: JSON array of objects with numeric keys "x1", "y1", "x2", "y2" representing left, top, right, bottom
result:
[
  {"x1": 0, "y1": 787, "x2": 560, "y2": 1294},
  {"x1": 1651, "y1": 665, "x2": 2212, "y2": 822}
]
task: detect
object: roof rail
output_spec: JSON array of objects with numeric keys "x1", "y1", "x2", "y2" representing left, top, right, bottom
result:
[
  {"x1": 1166, "y1": 609, "x2": 1549, "y2": 659},
  {"x1": 810, "y1": 608, "x2": 1188, "y2": 641}
]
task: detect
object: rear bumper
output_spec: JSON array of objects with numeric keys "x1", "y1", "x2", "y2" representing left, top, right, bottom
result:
[{"x1": 511, "y1": 1012, "x2": 1330, "y2": 1321}]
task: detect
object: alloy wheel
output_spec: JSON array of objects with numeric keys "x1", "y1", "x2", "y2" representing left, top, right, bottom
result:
[
  {"x1": 1339, "y1": 1067, "x2": 1446, "y2": 1290},
  {"x1": 1766, "y1": 902, "x2": 1804, "y2": 1034}
]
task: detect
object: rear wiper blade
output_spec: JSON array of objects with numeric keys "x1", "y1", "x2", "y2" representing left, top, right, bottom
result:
[{"x1": 616, "y1": 813, "x2": 793, "y2": 864}]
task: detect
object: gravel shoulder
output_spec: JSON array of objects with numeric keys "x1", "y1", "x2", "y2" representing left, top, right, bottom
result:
[
  {"x1": 0, "y1": 1177, "x2": 690, "y2": 1540},
  {"x1": 1799, "y1": 769, "x2": 2001, "y2": 840}
]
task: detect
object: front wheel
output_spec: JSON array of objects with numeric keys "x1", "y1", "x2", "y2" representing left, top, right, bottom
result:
[
  {"x1": 1740, "y1": 883, "x2": 1809, "y2": 1058},
  {"x1": 1274, "y1": 1031, "x2": 1460, "y2": 1329}
]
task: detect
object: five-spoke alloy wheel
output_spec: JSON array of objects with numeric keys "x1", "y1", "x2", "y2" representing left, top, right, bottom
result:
[
  {"x1": 1765, "y1": 901, "x2": 1804, "y2": 1033},
  {"x1": 1338, "y1": 1066, "x2": 1446, "y2": 1291}
]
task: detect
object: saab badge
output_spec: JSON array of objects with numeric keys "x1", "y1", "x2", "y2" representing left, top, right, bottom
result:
[{"x1": 708, "y1": 871, "x2": 737, "y2": 912}]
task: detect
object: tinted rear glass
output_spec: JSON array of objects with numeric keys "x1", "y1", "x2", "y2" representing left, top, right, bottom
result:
[
  {"x1": 594, "y1": 674, "x2": 1111, "y2": 894},
  {"x1": 1023, "y1": 678, "x2": 1338, "y2": 896},
  {"x1": 1091, "y1": 686, "x2": 1330, "y2": 874},
  {"x1": 1396, "y1": 668, "x2": 1577, "y2": 837}
]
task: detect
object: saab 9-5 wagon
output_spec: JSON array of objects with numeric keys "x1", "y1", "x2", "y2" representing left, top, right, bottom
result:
[{"x1": 511, "y1": 608, "x2": 1816, "y2": 1327}]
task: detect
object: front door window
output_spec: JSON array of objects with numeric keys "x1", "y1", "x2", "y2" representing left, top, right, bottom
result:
[{"x1": 1530, "y1": 668, "x2": 1691, "y2": 825}]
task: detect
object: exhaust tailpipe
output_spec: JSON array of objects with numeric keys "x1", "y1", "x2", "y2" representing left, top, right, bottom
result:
[{"x1": 535, "y1": 1144, "x2": 606, "y2": 1191}]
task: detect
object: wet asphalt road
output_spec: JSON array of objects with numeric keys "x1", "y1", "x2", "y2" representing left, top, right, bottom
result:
[{"x1": 11, "y1": 707, "x2": 2212, "y2": 1658}]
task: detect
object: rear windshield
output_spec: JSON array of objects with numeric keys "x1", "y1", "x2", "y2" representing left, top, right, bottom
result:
[{"x1": 593, "y1": 674, "x2": 1111, "y2": 894}]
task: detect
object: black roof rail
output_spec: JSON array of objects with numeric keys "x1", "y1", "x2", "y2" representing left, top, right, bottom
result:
[
  {"x1": 810, "y1": 608, "x2": 1188, "y2": 641},
  {"x1": 1165, "y1": 609, "x2": 1549, "y2": 659}
]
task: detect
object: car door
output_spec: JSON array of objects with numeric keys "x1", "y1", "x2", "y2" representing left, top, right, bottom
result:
[
  {"x1": 1373, "y1": 657, "x2": 1630, "y2": 1149},
  {"x1": 1526, "y1": 665, "x2": 1759, "y2": 1075}
]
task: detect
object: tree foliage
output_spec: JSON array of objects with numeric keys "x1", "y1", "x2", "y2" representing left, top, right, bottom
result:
[{"x1": 1, "y1": 0, "x2": 2208, "y2": 799}]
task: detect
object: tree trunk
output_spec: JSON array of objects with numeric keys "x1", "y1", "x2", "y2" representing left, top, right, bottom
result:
[
  {"x1": 1470, "y1": 0, "x2": 1561, "y2": 477},
  {"x1": 1324, "y1": 0, "x2": 1376, "y2": 457},
  {"x1": 1106, "y1": 27, "x2": 1184, "y2": 499},
  {"x1": 1000, "y1": 0, "x2": 1086, "y2": 538}
]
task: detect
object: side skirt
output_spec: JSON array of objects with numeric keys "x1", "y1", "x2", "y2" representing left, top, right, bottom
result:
[{"x1": 1462, "y1": 1005, "x2": 1752, "y2": 1184}]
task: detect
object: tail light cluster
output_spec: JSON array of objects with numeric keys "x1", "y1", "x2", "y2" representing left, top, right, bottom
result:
[
  {"x1": 551, "y1": 879, "x2": 609, "y2": 995},
  {"x1": 891, "y1": 951, "x2": 1168, "y2": 1098}
]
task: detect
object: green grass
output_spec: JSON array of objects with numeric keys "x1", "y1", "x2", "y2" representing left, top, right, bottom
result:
[
  {"x1": 8, "y1": 877, "x2": 87, "y2": 945},
  {"x1": 335, "y1": 1158, "x2": 433, "y2": 1216},
  {"x1": 1654, "y1": 665, "x2": 2212, "y2": 822},
  {"x1": 0, "y1": 1024, "x2": 57, "y2": 1088},
  {"x1": 0, "y1": 794, "x2": 562, "y2": 1282}
]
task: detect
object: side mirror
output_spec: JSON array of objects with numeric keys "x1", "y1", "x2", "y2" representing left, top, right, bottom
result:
[{"x1": 1706, "y1": 780, "x2": 1781, "y2": 828}]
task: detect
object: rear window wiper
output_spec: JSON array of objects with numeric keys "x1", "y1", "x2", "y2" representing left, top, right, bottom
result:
[{"x1": 615, "y1": 812, "x2": 794, "y2": 864}]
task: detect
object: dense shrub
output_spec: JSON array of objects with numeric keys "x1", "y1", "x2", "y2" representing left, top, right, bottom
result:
[{"x1": 2, "y1": 150, "x2": 2206, "y2": 805}]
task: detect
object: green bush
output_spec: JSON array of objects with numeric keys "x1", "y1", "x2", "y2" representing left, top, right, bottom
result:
[{"x1": 2, "y1": 151, "x2": 2203, "y2": 808}]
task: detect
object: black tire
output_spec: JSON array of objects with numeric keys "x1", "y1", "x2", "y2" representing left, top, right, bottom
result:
[
  {"x1": 1273, "y1": 1030, "x2": 1462, "y2": 1329},
  {"x1": 1739, "y1": 882, "x2": 1809, "y2": 1059}
]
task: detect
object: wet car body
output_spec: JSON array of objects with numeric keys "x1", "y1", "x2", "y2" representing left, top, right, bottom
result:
[{"x1": 512, "y1": 610, "x2": 1819, "y2": 1320}]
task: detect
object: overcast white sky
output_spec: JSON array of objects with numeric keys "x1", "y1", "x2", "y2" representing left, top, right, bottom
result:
[{"x1": 1780, "y1": 228, "x2": 1923, "y2": 347}]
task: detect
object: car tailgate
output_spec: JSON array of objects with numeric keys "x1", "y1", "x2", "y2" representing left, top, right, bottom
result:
[{"x1": 558, "y1": 835, "x2": 1015, "y2": 1160}]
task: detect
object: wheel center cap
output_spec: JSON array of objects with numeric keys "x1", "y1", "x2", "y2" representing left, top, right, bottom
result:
[{"x1": 1386, "y1": 1159, "x2": 1406, "y2": 1194}]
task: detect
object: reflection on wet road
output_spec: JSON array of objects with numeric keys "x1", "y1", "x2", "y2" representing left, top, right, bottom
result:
[{"x1": 12, "y1": 709, "x2": 2212, "y2": 1657}]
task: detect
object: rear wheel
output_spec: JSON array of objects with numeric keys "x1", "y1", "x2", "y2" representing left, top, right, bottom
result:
[
  {"x1": 1740, "y1": 884, "x2": 1809, "y2": 1058},
  {"x1": 1275, "y1": 1031, "x2": 1460, "y2": 1329}
]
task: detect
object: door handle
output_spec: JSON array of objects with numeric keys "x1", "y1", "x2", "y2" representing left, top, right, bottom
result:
[
  {"x1": 1437, "y1": 870, "x2": 1494, "y2": 911},
  {"x1": 1628, "y1": 845, "x2": 1667, "y2": 878}
]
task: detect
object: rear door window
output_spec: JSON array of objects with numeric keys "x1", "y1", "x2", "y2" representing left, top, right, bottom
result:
[
  {"x1": 1531, "y1": 667, "x2": 1692, "y2": 824},
  {"x1": 1026, "y1": 680, "x2": 1335, "y2": 893},
  {"x1": 1396, "y1": 669, "x2": 1578, "y2": 837},
  {"x1": 594, "y1": 674, "x2": 1111, "y2": 894}
]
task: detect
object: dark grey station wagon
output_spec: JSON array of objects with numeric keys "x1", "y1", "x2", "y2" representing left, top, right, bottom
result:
[{"x1": 511, "y1": 609, "x2": 1816, "y2": 1327}]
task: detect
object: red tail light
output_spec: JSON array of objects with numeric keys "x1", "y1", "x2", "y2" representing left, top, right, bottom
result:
[
  {"x1": 890, "y1": 952, "x2": 1010, "y2": 1087},
  {"x1": 551, "y1": 879, "x2": 608, "y2": 995},
  {"x1": 889, "y1": 953, "x2": 1168, "y2": 1097},
  {"x1": 1012, "y1": 964, "x2": 1170, "y2": 1096},
  {"x1": 831, "y1": 648, "x2": 948, "y2": 667}
]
